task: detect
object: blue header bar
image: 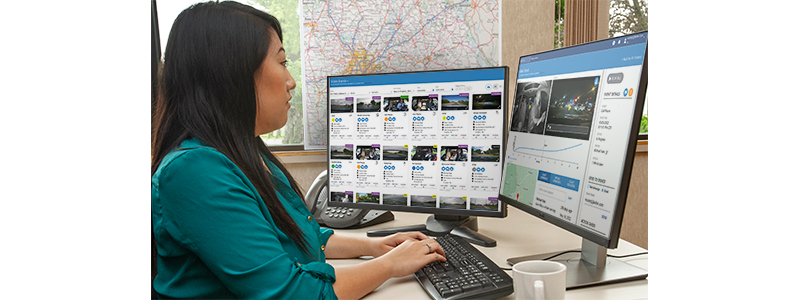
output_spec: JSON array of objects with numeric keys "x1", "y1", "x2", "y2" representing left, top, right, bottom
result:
[
  {"x1": 329, "y1": 67, "x2": 505, "y2": 88},
  {"x1": 537, "y1": 171, "x2": 580, "y2": 192},
  {"x1": 518, "y1": 31, "x2": 647, "y2": 79}
]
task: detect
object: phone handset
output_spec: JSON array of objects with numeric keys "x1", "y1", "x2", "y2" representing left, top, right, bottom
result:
[{"x1": 304, "y1": 170, "x2": 394, "y2": 229}]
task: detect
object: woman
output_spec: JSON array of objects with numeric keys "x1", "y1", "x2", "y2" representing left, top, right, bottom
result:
[{"x1": 151, "y1": 2, "x2": 445, "y2": 299}]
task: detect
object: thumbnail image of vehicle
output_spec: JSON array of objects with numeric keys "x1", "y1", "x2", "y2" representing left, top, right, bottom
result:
[
  {"x1": 330, "y1": 97, "x2": 354, "y2": 113},
  {"x1": 382, "y1": 145, "x2": 408, "y2": 161},
  {"x1": 440, "y1": 146, "x2": 468, "y2": 162},
  {"x1": 356, "y1": 192, "x2": 380, "y2": 204},
  {"x1": 471, "y1": 145, "x2": 500, "y2": 162},
  {"x1": 412, "y1": 95, "x2": 439, "y2": 111},
  {"x1": 356, "y1": 145, "x2": 381, "y2": 160},
  {"x1": 383, "y1": 96, "x2": 409, "y2": 112},
  {"x1": 470, "y1": 197, "x2": 499, "y2": 211},
  {"x1": 441, "y1": 94, "x2": 469, "y2": 110},
  {"x1": 411, "y1": 145, "x2": 438, "y2": 161},
  {"x1": 410, "y1": 195, "x2": 437, "y2": 208},
  {"x1": 330, "y1": 145, "x2": 353, "y2": 160},
  {"x1": 356, "y1": 97, "x2": 381, "y2": 112},
  {"x1": 472, "y1": 93, "x2": 502, "y2": 110},
  {"x1": 382, "y1": 193, "x2": 408, "y2": 206},
  {"x1": 545, "y1": 76, "x2": 599, "y2": 140},
  {"x1": 330, "y1": 191, "x2": 353, "y2": 203},
  {"x1": 510, "y1": 80, "x2": 552, "y2": 134},
  {"x1": 439, "y1": 196, "x2": 467, "y2": 209}
]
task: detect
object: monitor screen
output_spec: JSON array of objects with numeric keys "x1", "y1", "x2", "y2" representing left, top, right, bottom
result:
[
  {"x1": 500, "y1": 31, "x2": 648, "y2": 249},
  {"x1": 327, "y1": 67, "x2": 508, "y2": 218}
]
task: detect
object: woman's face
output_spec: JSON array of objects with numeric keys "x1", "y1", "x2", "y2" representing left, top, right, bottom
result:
[{"x1": 254, "y1": 30, "x2": 297, "y2": 136}]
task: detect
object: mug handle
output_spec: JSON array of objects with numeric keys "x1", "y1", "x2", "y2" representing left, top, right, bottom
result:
[{"x1": 534, "y1": 280, "x2": 545, "y2": 300}]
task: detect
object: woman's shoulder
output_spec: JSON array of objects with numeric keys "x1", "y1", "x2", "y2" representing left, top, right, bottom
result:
[{"x1": 156, "y1": 139, "x2": 236, "y2": 178}]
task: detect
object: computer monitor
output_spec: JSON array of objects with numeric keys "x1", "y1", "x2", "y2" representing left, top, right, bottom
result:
[
  {"x1": 326, "y1": 67, "x2": 509, "y2": 247},
  {"x1": 500, "y1": 31, "x2": 648, "y2": 288}
]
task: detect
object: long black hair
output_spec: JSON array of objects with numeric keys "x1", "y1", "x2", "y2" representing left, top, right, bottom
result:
[{"x1": 152, "y1": 1, "x2": 310, "y2": 258}]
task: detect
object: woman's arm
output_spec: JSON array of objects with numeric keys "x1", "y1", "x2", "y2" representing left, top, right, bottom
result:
[
  {"x1": 325, "y1": 231, "x2": 431, "y2": 258},
  {"x1": 330, "y1": 236, "x2": 446, "y2": 300}
]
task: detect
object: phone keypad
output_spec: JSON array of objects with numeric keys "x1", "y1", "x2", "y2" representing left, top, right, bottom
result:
[{"x1": 325, "y1": 207, "x2": 354, "y2": 218}]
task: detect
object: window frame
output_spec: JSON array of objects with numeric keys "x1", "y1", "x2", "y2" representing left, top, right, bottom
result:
[{"x1": 153, "y1": 0, "x2": 308, "y2": 153}]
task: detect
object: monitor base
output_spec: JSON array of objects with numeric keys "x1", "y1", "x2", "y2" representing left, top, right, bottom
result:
[
  {"x1": 366, "y1": 214, "x2": 497, "y2": 247},
  {"x1": 507, "y1": 238, "x2": 648, "y2": 289}
]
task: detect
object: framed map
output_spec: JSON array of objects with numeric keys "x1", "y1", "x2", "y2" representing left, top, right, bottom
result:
[{"x1": 301, "y1": 0, "x2": 502, "y2": 148}]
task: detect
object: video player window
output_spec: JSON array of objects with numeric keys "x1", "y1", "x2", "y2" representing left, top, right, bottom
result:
[
  {"x1": 545, "y1": 76, "x2": 599, "y2": 140},
  {"x1": 383, "y1": 96, "x2": 409, "y2": 112},
  {"x1": 411, "y1": 146, "x2": 438, "y2": 161},
  {"x1": 510, "y1": 81, "x2": 551, "y2": 134},
  {"x1": 440, "y1": 196, "x2": 467, "y2": 209},
  {"x1": 330, "y1": 97, "x2": 354, "y2": 113},
  {"x1": 382, "y1": 145, "x2": 409, "y2": 161},
  {"x1": 470, "y1": 197, "x2": 499, "y2": 211},
  {"x1": 357, "y1": 97, "x2": 381, "y2": 112},
  {"x1": 472, "y1": 93, "x2": 502, "y2": 110},
  {"x1": 410, "y1": 195, "x2": 436, "y2": 207},
  {"x1": 382, "y1": 193, "x2": 408, "y2": 206},
  {"x1": 412, "y1": 95, "x2": 438, "y2": 111},
  {"x1": 330, "y1": 145, "x2": 353, "y2": 160},
  {"x1": 440, "y1": 146, "x2": 468, "y2": 162},
  {"x1": 441, "y1": 94, "x2": 469, "y2": 110},
  {"x1": 356, "y1": 145, "x2": 380, "y2": 160},
  {"x1": 471, "y1": 145, "x2": 500, "y2": 162},
  {"x1": 356, "y1": 192, "x2": 380, "y2": 204},
  {"x1": 330, "y1": 191, "x2": 354, "y2": 203}
]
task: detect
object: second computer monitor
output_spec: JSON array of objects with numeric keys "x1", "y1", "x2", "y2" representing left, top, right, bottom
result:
[{"x1": 327, "y1": 67, "x2": 508, "y2": 220}]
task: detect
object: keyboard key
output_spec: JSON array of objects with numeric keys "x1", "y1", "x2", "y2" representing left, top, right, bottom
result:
[
  {"x1": 441, "y1": 287, "x2": 461, "y2": 298},
  {"x1": 462, "y1": 283, "x2": 482, "y2": 292}
]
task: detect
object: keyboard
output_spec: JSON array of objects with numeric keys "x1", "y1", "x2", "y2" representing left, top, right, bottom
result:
[{"x1": 415, "y1": 234, "x2": 513, "y2": 299}]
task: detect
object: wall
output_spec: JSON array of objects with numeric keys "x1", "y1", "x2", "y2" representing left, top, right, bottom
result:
[
  {"x1": 620, "y1": 151, "x2": 648, "y2": 249},
  {"x1": 283, "y1": 161, "x2": 327, "y2": 194},
  {"x1": 502, "y1": 0, "x2": 554, "y2": 105}
]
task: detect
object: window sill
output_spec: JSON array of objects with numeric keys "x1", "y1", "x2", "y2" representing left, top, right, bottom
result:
[
  {"x1": 636, "y1": 140, "x2": 648, "y2": 152},
  {"x1": 273, "y1": 150, "x2": 327, "y2": 164}
]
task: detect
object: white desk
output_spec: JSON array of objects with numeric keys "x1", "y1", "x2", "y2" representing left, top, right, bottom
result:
[{"x1": 325, "y1": 205, "x2": 648, "y2": 300}]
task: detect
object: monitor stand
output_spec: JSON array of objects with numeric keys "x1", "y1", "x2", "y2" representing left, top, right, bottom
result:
[
  {"x1": 366, "y1": 214, "x2": 497, "y2": 247},
  {"x1": 507, "y1": 238, "x2": 647, "y2": 289}
]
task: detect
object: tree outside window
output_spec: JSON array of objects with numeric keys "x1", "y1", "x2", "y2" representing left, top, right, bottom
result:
[
  {"x1": 553, "y1": 0, "x2": 648, "y2": 135},
  {"x1": 250, "y1": 0, "x2": 304, "y2": 145},
  {"x1": 609, "y1": 0, "x2": 648, "y2": 135}
]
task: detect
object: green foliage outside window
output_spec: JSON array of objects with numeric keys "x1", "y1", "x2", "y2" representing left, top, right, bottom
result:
[
  {"x1": 554, "y1": 0, "x2": 648, "y2": 135},
  {"x1": 610, "y1": 0, "x2": 648, "y2": 135},
  {"x1": 251, "y1": 0, "x2": 304, "y2": 145}
]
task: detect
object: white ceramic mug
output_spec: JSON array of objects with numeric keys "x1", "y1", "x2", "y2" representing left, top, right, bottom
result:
[{"x1": 512, "y1": 260, "x2": 567, "y2": 300}]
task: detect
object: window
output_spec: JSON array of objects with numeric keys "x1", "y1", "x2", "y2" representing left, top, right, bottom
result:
[
  {"x1": 553, "y1": 0, "x2": 648, "y2": 138},
  {"x1": 155, "y1": 0, "x2": 304, "y2": 149},
  {"x1": 609, "y1": 0, "x2": 648, "y2": 138}
]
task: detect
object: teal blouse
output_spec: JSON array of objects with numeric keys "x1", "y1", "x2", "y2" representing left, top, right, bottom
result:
[{"x1": 152, "y1": 139, "x2": 337, "y2": 299}]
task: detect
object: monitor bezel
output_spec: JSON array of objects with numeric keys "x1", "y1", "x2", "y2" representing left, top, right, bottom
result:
[
  {"x1": 326, "y1": 66, "x2": 510, "y2": 219},
  {"x1": 499, "y1": 32, "x2": 648, "y2": 249}
]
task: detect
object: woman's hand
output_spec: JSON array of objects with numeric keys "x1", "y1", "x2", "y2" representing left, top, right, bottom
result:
[
  {"x1": 375, "y1": 237, "x2": 447, "y2": 278},
  {"x1": 369, "y1": 231, "x2": 431, "y2": 257},
  {"x1": 331, "y1": 235, "x2": 446, "y2": 299}
]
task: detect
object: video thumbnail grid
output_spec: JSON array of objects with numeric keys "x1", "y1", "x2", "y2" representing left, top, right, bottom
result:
[{"x1": 328, "y1": 76, "x2": 505, "y2": 212}]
